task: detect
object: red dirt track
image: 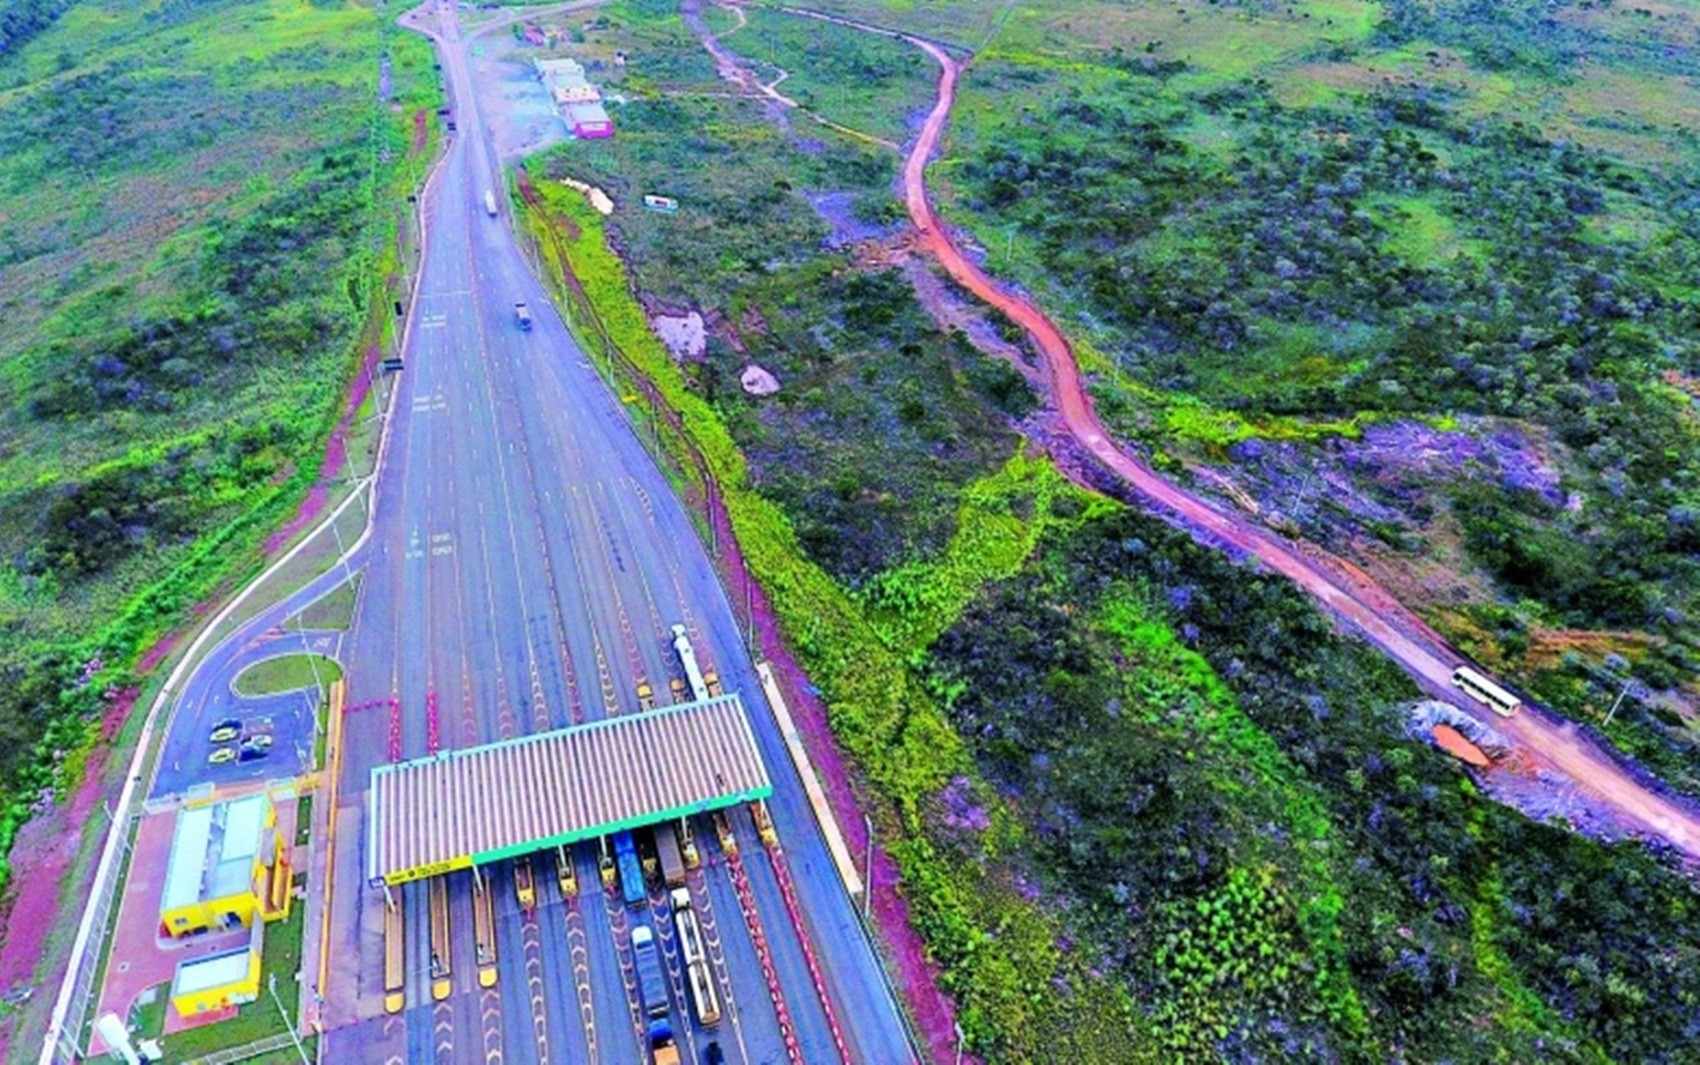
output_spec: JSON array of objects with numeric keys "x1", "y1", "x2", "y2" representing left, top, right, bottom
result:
[{"x1": 895, "y1": 35, "x2": 1700, "y2": 860}]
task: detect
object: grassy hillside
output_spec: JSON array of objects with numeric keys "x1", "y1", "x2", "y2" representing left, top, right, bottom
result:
[
  {"x1": 0, "y1": 0, "x2": 435, "y2": 879},
  {"x1": 798, "y1": 0, "x2": 1700, "y2": 792},
  {"x1": 518, "y1": 1, "x2": 1700, "y2": 1059}
]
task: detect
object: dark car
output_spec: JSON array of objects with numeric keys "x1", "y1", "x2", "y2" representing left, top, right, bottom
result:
[
  {"x1": 704, "y1": 1043, "x2": 723, "y2": 1065},
  {"x1": 237, "y1": 743, "x2": 271, "y2": 764}
]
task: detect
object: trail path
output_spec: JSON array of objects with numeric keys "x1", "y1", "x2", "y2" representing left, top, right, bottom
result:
[
  {"x1": 765, "y1": 6, "x2": 1700, "y2": 861},
  {"x1": 683, "y1": 0, "x2": 899, "y2": 148}
]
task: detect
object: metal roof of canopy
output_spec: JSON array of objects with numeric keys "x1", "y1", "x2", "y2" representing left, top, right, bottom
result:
[{"x1": 366, "y1": 694, "x2": 771, "y2": 886}]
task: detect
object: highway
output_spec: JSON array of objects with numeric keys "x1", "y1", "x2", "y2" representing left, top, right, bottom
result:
[{"x1": 314, "y1": 2, "x2": 915, "y2": 1062}]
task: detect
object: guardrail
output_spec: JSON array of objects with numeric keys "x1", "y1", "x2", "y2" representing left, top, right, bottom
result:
[
  {"x1": 755, "y1": 663, "x2": 863, "y2": 900},
  {"x1": 186, "y1": 1029, "x2": 302, "y2": 1065}
]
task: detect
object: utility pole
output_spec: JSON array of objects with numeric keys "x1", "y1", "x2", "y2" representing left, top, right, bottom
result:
[{"x1": 1603, "y1": 675, "x2": 1635, "y2": 726}]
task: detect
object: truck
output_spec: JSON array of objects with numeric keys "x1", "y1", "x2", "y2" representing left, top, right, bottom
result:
[
  {"x1": 614, "y1": 830, "x2": 647, "y2": 907},
  {"x1": 670, "y1": 888, "x2": 721, "y2": 1027},
  {"x1": 631, "y1": 924, "x2": 682, "y2": 1065},
  {"x1": 484, "y1": 189, "x2": 498, "y2": 217},
  {"x1": 514, "y1": 301, "x2": 533, "y2": 330},
  {"x1": 654, "y1": 822, "x2": 686, "y2": 889},
  {"x1": 670, "y1": 624, "x2": 709, "y2": 702},
  {"x1": 514, "y1": 857, "x2": 536, "y2": 913},
  {"x1": 648, "y1": 1018, "x2": 681, "y2": 1065},
  {"x1": 751, "y1": 800, "x2": 777, "y2": 847},
  {"x1": 555, "y1": 846, "x2": 578, "y2": 899}
]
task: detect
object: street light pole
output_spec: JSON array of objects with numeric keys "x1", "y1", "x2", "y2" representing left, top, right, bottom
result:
[
  {"x1": 268, "y1": 972, "x2": 310, "y2": 1065},
  {"x1": 862, "y1": 814, "x2": 874, "y2": 921},
  {"x1": 743, "y1": 558, "x2": 755, "y2": 656}
]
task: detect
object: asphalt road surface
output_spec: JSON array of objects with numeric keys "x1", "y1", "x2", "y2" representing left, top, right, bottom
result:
[
  {"x1": 149, "y1": 563, "x2": 352, "y2": 799},
  {"x1": 316, "y1": 3, "x2": 915, "y2": 1062}
]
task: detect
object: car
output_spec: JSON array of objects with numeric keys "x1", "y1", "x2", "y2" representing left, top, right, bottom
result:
[
  {"x1": 241, "y1": 733, "x2": 274, "y2": 751},
  {"x1": 237, "y1": 745, "x2": 270, "y2": 764},
  {"x1": 208, "y1": 718, "x2": 241, "y2": 743},
  {"x1": 705, "y1": 1042, "x2": 724, "y2": 1065},
  {"x1": 207, "y1": 747, "x2": 237, "y2": 766}
]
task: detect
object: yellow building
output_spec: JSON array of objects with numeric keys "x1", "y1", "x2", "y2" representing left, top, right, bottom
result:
[
  {"x1": 170, "y1": 922, "x2": 264, "y2": 1016},
  {"x1": 158, "y1": 792, "x2": 290, "y2": 938}
]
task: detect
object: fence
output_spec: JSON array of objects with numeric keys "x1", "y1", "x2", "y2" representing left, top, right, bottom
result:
[
  {"x1": 187, "y1": 1029, "x2": 306, "y2": 1065},
  {"x1": 50, "y1": 812, "x2": 139, "y2": 1063}
]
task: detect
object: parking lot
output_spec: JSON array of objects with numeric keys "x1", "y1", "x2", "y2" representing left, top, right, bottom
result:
[{"x1": 151, "y1": 629, "x2": 339, "y2": 799}]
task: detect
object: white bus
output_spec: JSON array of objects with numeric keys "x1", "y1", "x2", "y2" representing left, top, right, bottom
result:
[{"x1": 1451, "y1": 666, "x2": 1520, "y2": 717}]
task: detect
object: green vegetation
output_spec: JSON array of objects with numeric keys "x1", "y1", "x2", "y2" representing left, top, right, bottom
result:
[
  {"x1": 520, "y1": 3, "x2": 1700, "y2": 1059},
  {"x1": 926, "y1": 499, "x2": 1700, "y2": 1059},
  {"x1": 283, "y1": 574, "x2": 359, "y2": 632},
  {"x1": 0, "y1": 0, "x2": 72, "y2": 56},
  {"x1": 924, "y1": 0, "x2": 1700, "y2": 772},
  {"x1": 0, "y1": 1, "x2": 435, "y2": 888},
  {"x1": 232, "y1": 653, "x2": 342, "y2": 698},
  {"x1": 536, "y1": 85, "x2": 1027, "y2": 587},
  {"x1": 735, "y1": 7, "x2": 935, "y2": 144},
  {"x1": 860, "y1": 451, "x2": 1083, "y2": 658}
]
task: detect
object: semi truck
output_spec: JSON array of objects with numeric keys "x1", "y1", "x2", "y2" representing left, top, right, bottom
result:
[
  {"x1": 671, "y1": 888, "x2": 721, "y2": 1026},
  {"x1": 631, "y1": 925, "x2": 681, "y2": 1065},
  {"x1": 655, "y1": 822, "x2": 686, "y2": 889},
  {"x1": 614, "y1": 830, "x2": 647, "y2": 907}
]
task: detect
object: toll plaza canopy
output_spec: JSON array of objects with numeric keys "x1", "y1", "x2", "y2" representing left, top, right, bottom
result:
[{"x1": 366, "y1": 694, "x2": 771, "y2": 886}]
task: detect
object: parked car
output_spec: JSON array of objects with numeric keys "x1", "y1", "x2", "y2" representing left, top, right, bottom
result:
[
  {"x1": 241, "y1": 733, "x2": 274, "y2": 751},
  {"x1": 237, "y1": 743, "x2": 271, "y2": 764},
  {"x1": 208, "y1": 718, "x2": 241, "y2": 744},
  {"x1": 207, "y1": 747, "x2": 237, "y2": 766}
]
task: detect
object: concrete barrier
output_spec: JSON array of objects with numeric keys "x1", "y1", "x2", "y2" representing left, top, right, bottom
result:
[{"x1": 755, "y1": 662, "x2": 863, "y2": 901}]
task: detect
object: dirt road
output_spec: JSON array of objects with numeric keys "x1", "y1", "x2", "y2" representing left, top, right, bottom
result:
[{"x1": 889, "y1": 35, "x2": 1700, "y2": 859}]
